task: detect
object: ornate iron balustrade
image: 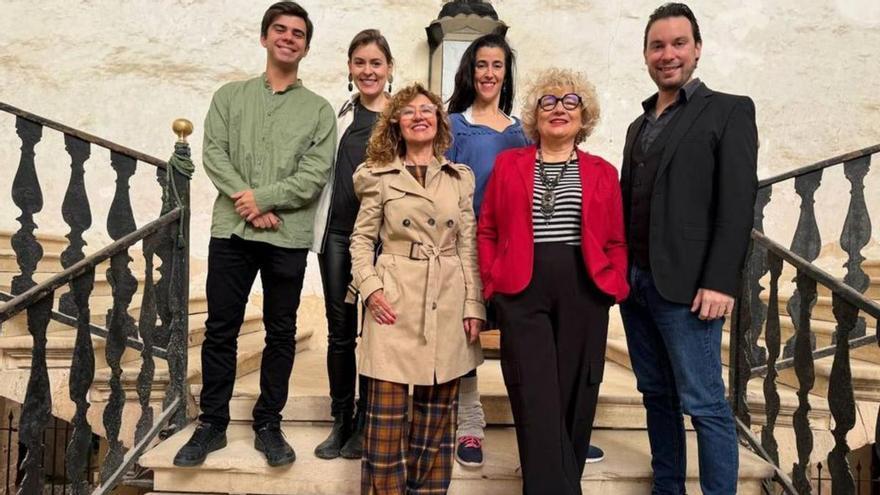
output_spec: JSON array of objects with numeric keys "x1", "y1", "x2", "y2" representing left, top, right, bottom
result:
[
  {"x1": 0, "y1": 101, "x2": 192, "y2": 495},
  {"x1": 729, "y1": 144, "x2": 880, "y2": 494}
]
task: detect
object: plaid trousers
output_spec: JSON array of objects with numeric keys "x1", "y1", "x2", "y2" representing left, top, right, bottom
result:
[{"x1": 361, "y1": 376, "x2": 460, "y2": 495}]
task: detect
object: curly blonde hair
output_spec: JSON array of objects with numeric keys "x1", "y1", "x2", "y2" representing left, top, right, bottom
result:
[
  {"x1": 520, "y1": 68, "x2": 600, "y2": 145},
  {"x1": 366, "y1": 83, "x2": 452, "y2": 165}
]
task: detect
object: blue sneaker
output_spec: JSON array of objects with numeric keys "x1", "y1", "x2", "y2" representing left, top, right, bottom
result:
[
  {"x1": 455, "y1": 435, "x2": 484, "y2": 467},
  {"x1": 585, "y1": 444, "x2": 605, "y2": 463}
]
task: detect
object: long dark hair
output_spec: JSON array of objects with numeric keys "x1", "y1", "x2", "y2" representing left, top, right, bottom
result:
[{"x1": 446, "y1": 33, "x2": 516, "y2": 115}]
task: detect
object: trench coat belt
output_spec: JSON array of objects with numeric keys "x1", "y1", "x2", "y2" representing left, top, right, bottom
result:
[{"x1": 381, "y1": 240, "x2": 458, "y2": 343}]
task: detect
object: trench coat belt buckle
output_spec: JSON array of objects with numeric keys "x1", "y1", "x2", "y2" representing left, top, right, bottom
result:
[{"x1": 380, "y1": 241, "x2": 456, "y2": 260}]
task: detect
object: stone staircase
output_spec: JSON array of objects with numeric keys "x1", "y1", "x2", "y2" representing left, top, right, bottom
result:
[
  {"x1": 136, "y1": 257, "x2": 880, "y2": 495},
  {"x1": 136, "y1": 296, "x2": 780, "y2": 495},
  {"x1": 0, "y1": 231, "x2": 314, "y2": 448},
  {"x1": 141, "y1": 345, "x2": 775, "y2": 494}
]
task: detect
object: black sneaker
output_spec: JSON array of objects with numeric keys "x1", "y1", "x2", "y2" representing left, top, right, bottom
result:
[
  {"x1": 585, "y1": 444, "x2": 605, "y2": 464},
  {"x1": 254, "y1": 424, "x2": 296, "y2": 467},
  {"x1": 455, "y1": 435, "x2": 484, "y2": 467},
  {"x1": 173, "y1": 423, "x2": 227, "y2": 467}
]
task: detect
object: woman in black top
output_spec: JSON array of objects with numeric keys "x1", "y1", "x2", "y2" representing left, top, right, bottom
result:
[{"x1": 312, "y1": 29, "x2": 394, "y2": 460}]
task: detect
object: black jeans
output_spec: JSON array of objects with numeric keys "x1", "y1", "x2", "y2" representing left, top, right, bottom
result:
[
  {"x1": 318, "y1": 230, "x2": 366, "y2": 419},
  {"x1": 494, "y1": 243, "x2": 610, "y2": 495},
  {"x1": 199, "y1": 236, "x2": 307, "y2": 430}
]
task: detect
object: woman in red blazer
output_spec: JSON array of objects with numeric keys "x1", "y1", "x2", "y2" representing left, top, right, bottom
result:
[{"x1": 477, "y1": 68, "x2": 628, "y2": 495}]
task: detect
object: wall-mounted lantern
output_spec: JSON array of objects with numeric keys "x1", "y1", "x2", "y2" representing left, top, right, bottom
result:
[{"x1": 425, "y1": 0, "x2": 508, "y2": 102}]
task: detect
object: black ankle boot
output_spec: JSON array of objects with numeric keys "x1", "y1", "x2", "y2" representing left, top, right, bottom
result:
[
  {"x1": 339, "y1": 410, "x2": 364, "y2": 459},
  {"x1": 314, "y1": 416, "x2": 352, "y2": 460}
]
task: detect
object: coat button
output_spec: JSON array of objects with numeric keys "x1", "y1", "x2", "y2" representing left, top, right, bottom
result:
[
  {"x1": 432, "y1": 302, "x2": 437, "y2": 310},
  {"x1": 637, "y1": 162, "x2": 645, "y2": 168},
  {"x1": 446, "y1": 219, "x2": 454, "y2": 228},
  {"x1": 427, "y1": 218, "x2": 436, "y2": 226},
  {"x1": 403, "y1": 219, "x2": 411, "y2": 227}
]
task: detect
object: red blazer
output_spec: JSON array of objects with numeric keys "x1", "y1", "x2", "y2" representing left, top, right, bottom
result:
[{"x1": 477, "y1": 145, "x2": 630, "y2": 303}]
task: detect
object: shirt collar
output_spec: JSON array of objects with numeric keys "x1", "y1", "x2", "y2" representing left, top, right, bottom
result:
[
  {"x1": 641, "y1": 77, "x2": 702, "y2": 114},
  {"x1": 370, "y1": 155, "x2": 451, "y2": 173},
  {"x1": 462, "y1": 106, "x2": 513, "y2": 126},
  {"x1": 262, "y1": 73, "x2": 302, "y2": 94}
]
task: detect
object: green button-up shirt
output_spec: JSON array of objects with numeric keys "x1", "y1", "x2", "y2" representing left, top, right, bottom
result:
[{"x1": 203, "y1": 74, "x2": 336, "y2": 249}]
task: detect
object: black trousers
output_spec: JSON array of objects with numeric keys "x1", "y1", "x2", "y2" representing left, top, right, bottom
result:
[
  {"x1": 318, "y1": 230, "x2": 366, "y2": 419},
  {"x1": 494, "y1": 243, "x2": 610, "y2": 495},
  {"x1": 199, "y1": 236, "x2": 307, "y2": 430}
]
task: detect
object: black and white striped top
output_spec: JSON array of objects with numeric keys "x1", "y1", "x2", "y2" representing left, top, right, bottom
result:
[{"x1": 533, "y1": 160, "x2": 582, "y2": 245}]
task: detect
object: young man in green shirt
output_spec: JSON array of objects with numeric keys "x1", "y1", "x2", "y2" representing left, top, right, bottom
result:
[{"x1": 174, "y1": 1, "x2": 336, "y2": 468}]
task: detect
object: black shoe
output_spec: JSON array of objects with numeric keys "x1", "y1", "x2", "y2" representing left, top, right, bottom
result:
[
  {"x1": 339, "y1": 411, "x2": 364, "y2": 459},
  {"x1": 173, "y1": 423, "x2": 227, "y2": 467},
  {"x1": 314, "y1": 416, "x2": 352, "y2": 460},
  {"x1": 254, "y1": 424, "x2": 296, "y2": 467},
  {"x1": 585, "y1": 444, "x2": 605, "y2": 464}
]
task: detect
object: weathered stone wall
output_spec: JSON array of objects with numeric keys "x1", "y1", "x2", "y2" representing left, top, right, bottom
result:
[{"x1": 1, "y1": 0, "x2": 879, "y2": 297}]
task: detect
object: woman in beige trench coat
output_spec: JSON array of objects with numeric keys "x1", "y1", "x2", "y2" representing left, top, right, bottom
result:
[{"x1": 349, "y1": 83, "x2": 484, "y2": 495}]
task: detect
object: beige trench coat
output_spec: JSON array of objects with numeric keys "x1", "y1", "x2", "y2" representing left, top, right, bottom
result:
[{"x1": 349, "y1": 156, "x2": 485, "y2": 385}]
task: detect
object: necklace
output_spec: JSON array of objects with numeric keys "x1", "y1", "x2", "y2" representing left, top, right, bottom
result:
[{"x1": 537, "y1": 148, "x2": 576, "y2": 221}]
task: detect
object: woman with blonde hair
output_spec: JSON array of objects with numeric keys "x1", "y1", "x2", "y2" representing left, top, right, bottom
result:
[
  {"x1": 350, "y1": 83, "x2": 484, "y2": 494},
  {"x1": 477, "y1": 68, "x2": 629, "y2": 494}
]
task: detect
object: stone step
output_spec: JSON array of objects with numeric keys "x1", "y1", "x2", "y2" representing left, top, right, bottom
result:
[
  {"x1": 772, "y1": 314, "x2": 880, "y2": 364},
  {"x1": 0, "y1": 269, "x2": 148, "y2": 298},
  {"x1": 776, "y1": 354, "x2": 880, "y2": 402},
  {"x1": 85, "y1": 292, "x2": 207, "y2": 327},
  {"x1": 0, "y1": 248, "x2": 150, "y2": 276},
  {"x1": 140, "y1": 424, "x2": 774, "y2": 495},
  {"x1": 0, "y1": 230, "x2": 69, "y2": 253},
  {"x1": 766, "y1": 293, "x2": 876, "y2": 325},
  {"x1": 209, "y1": 347, "x2": 649, "y2": 430},
  {"x1": 0, "y1": 327, "x2": 137, "y2": 370},
  {"x1": 91, "y1": 323, "x2": 313, "y2": 404},
  {"x1": 864, "y1": 260, "x2": 880, "y2": 278},
  {"x1": 1, "y1": 279, "x2": 188, "y2": 338},
  {"x1": 608, "y1": 337, "x2": 832, "y2": 430},
  {"x1": 0, "y1": 248, "x2": 63, "y2": 273},
  {"x1": 0, "y1": 293, "x2": 218, "y2": 358},
  {"x1": 817, "y1": 276, "x2": 880, "y2": 299},
  {"x1": 91, "y1": 330, "x2": 268, "y2": 403},
  {"x1": 0, "y1": 307, "x2": 262, "y2": 372}
]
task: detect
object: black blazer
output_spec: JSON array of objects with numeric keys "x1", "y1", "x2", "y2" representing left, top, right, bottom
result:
[{"x1": 621, "y1": 83, "x2": 758, "y2": 304}]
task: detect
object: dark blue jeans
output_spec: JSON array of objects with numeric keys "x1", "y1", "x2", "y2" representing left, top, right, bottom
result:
[{"x1": 620, "y1": 265, "x2": 737, "y2": 494}]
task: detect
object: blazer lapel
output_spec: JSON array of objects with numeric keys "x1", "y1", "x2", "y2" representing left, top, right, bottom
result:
[
  {"x1": 654, "y1": 84, "x2": 713, "y2": 186},
  {"x1": 515, "y1": 145, "x2": 536, "y2": 208},
  {"x1": 620, "y1": 116, "x2": 644, "y2": 199},
  {"x1": 621, "y1": 115, "x2": 644, "y2": 174},
  {"x1": 578, "y1": 150, "x2": 598, "y2": 222}
]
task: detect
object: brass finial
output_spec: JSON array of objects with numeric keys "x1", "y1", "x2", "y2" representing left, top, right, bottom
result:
[{"x1": 172, "y1": 118, "x2": 194, "y2": 143}]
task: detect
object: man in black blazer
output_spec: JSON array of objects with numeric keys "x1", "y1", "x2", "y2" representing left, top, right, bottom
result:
[{"x1": 619, "y1": 3, "x2": 757, "y2": 493}]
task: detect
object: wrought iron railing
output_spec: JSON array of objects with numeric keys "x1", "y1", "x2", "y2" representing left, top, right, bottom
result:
[
  {"x1": 729, "y1": 144, "x2": 880, "y2": 493},
  {"x1": 0, "y1": 102, "x2": 192, "y2": 495}
]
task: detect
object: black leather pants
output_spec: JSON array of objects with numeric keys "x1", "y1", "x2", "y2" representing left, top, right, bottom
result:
[{"x1": 318, "y1": 231, "x2": 366, "y2": 419}]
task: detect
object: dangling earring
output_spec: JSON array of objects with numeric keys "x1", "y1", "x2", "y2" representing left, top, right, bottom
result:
[
  {"x1": 387, "y1": 75, "x2": 393, "y2": 93},
  {"x1": 348, "y1": 74, "x2": 353, "y2": 92}
]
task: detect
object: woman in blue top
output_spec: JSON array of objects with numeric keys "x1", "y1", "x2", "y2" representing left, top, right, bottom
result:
[
  {"x1": 445, "y1": 33, "x2": 529, "y2": 468},
  {"x1": 447, "y1": 34, "x2": 528, "y2": 218}
]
